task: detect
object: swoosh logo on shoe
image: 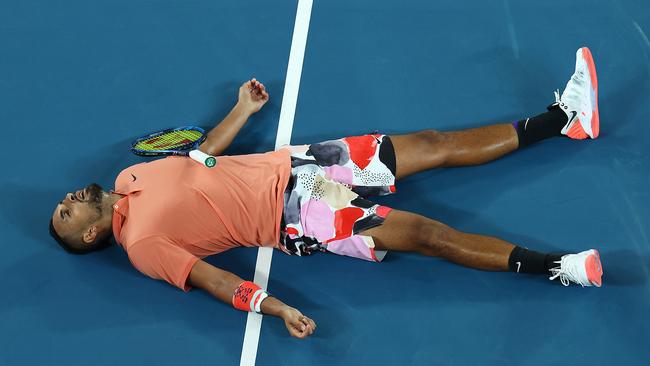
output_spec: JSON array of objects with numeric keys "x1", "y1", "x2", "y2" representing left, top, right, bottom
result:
[
  {"x1": 564, "y1": 110, "x2": 578, "y2": 132},
  {"x1": 516, "y1": 261, "x2": 522, "y2": 273}
]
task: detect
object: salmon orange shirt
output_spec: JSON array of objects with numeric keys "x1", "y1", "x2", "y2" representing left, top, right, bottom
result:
[{"x1": 111, "y1": 149, "x2": 291, "y2": 291}]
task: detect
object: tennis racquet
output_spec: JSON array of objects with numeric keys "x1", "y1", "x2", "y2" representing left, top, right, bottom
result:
[{"x1": 130, "y1": 126, "x2": 217, "y2": 167}]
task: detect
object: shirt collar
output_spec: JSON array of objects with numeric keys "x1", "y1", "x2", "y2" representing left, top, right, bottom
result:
[{"x1": 111, "y1": 195, "x2": 130, "y2": 245}]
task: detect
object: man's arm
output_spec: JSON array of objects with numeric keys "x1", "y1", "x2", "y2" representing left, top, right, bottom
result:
[
  {"x1": 188, "y1": 259, "x2": 316, "y2": 339},
  {"x1": 198, "y1": 79, "x2": 269, "y2": 156}
]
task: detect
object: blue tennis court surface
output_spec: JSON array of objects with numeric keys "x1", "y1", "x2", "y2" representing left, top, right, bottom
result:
[{"x1": 1, "y1": 0, "x2": 649, "y2": 365}]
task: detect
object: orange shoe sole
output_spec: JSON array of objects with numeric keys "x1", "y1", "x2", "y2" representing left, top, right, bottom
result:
[
  {"x1": 585, "y1": 249, "x2": 603, "y2": 287},
  {"x1": 582, "y1": 47, "x2": 600, "y2": 139}
]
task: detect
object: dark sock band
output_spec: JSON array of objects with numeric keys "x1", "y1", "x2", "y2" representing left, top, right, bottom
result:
[
  {"x1": 508, "y1": 246, "x2": 563, "y2": 275},
  {"x1": 513, "y1": 106, "x2": 568, "y2": 148}
]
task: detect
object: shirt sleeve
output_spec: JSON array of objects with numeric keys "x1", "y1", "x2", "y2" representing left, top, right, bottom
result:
[{"x1": 126, "y1": 236, "x2": 200, "y2": 292}]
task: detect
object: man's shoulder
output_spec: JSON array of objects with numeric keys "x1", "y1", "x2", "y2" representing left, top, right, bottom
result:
[
  {"x1": 121, "y1": 233, "x2": 176, "y2": 253},
  {"x1": 115, "y1": 157, "x2": 188, "y2": 185}
]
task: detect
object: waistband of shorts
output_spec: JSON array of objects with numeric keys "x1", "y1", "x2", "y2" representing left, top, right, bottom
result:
[{"x1": 280, "y1": 173, "x2": 294, "y2": 231}]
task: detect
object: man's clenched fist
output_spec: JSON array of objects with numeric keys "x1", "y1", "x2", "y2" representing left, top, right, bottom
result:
[{"x1": 238, "y1": 78, "x2": 269, "y2": 114}]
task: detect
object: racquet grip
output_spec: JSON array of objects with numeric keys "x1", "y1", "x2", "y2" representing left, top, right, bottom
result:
[{"x1": 189, "y1": 149, "x2": 217, "y2": 168}]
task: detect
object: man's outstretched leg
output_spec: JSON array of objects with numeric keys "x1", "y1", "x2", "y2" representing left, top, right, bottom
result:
[
  {"x1": 359, "y1": 47, "x2": 602, "y2": 286},
  {"x1": 389, "y1": 47, "x2": 600, "y2": 179},
  {"x1": 361, "y1": 209, "x2": 603, "y2": 287}
]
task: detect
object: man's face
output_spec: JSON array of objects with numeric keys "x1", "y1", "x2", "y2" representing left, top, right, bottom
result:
[{"x1": 51, "y1": 183, "x2": 106, "y2": 244}]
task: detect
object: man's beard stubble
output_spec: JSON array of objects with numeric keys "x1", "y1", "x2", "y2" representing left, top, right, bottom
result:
[{"x1": 86, "y1": 183, "x2": 104, "y2": 215}]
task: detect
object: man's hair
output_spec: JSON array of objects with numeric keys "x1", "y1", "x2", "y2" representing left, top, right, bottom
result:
[{"x1": 49, "y1": 218, "x2": 113, "y2": 255}]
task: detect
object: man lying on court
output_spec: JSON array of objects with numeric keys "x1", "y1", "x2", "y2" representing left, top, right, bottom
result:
[{"x1": 50, "y1": 47, "x2": 603, "y2": 339}]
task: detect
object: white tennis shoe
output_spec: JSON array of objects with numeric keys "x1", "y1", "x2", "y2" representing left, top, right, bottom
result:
[
  {"x1": 549, "y1": 249, "x2": 603, "y2": 287},
  {"x1": 554, "y1": 47, "x2": 600, "y2": 139}
]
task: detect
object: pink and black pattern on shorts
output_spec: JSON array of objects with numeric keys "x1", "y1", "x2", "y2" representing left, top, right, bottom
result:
[{"x1": 279, "y1": 134, "x2": 397, "y2": 262}]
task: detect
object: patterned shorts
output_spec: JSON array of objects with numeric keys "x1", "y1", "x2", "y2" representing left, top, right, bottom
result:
[{"x1": 278, "y1": 134, "x2": 397, "y2": 262}]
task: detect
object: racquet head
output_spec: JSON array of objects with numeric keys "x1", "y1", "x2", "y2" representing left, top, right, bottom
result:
[{"x1": 131, "y1": 126, "x2": 206, "y2": 156}]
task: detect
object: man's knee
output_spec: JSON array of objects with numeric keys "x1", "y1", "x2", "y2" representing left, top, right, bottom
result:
[
  {"x1": 414, "y1": 218, "x2": 455, "y2": 257},
  {"x1": 413, "y1": 130, "x2": 451, "y2": 165}
]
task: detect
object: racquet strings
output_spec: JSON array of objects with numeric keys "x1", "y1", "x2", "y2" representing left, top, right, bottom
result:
[{"x1": 134, "y1": 129, "x2": 203, "y2": 151}]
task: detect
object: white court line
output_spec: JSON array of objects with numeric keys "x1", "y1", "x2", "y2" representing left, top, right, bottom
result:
[
  {"x1": 239, "y1": 1, "x2": 313, "y2": 365},
  {"x1": 502, "y1": 0, "x2": 519, "y2": 60},
  {"x1": 632, "y1": 21, "x2": 650, "y2": 50}
]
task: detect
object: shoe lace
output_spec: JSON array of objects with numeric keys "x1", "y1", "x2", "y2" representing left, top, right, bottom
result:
[{"x1": 548, "y1": 255, "x2": 590, "y2": 287}]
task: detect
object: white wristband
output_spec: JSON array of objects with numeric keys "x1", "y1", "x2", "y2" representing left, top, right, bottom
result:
[{"x1": 253, "y1": 291, "x2": 269, "y2": 314}]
